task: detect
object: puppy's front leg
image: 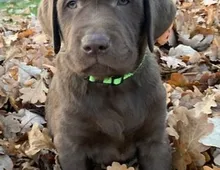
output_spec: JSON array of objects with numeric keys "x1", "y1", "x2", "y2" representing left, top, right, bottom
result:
[
  {"x1": 138, "y1": 139, "x2": 171, "y2": 170},
  {"x1": 54, "y1": 135, "x2": 90, "y2": 170}
]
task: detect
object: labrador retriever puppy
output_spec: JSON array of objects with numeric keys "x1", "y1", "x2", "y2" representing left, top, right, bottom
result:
[{"x1": 38, "y1": 0, "x2": 176, "y2": 170}]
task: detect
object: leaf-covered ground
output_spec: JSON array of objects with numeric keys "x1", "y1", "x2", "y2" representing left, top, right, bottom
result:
[{"x1": 0, "y1": 0, "x2": 220, "y2": 170}]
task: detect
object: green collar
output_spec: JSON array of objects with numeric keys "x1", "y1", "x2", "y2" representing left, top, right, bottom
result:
[
  {"x1": 88, "y1": 73, "x2": 133, "y2": 86},
  {"x1": 87, "y1": 56, "x2": 145, "y2": 86}
]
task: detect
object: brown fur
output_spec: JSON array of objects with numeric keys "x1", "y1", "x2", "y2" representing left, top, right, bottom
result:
[{"x1": 38, "y1": 0, "x2": 176, "y2": 170}]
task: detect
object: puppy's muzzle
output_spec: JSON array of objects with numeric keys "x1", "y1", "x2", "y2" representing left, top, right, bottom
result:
[{"x1": 81, "y1": 33, "x2": 110, "y2": 55}]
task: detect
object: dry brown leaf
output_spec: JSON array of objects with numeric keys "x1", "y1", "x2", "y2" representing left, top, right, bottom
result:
[
  {"x1": 25, "y1": 123, "x2": 54, "y2": 157},
  {"x1": 166, "y1": 126, "x2": 179, "y2": 139},
  {"x1": 175, "y1": 110, "x2": 214, "y2": 167},
  {"x1": 9, "y1": 66, "x2": 18, "y2": 81},
  {"x1": 167, "y1": 106, "x2": 189, "y2": 139},
  {"x1": 206, "y1": 6, "x2": 215, "y2": 26},
  {"x1": 213, "y1": 165, "x2": 220, "y2": 170},
  {"x1": 43, "y1": 64, "x2": 57, "y2": 74},
  {"x1": 18, "y1": 29, "x2": 35, "y2": 39},
  {"x1": 167, "y1": 73, "x2": 188, "y2": 87},
  {"x1": 180, "y1": 2, "x2": 193, "y2": 9},
  {"x1": 23, "y1": 78, "x2": 37, "y2": 87},
  {"x1": 164, "y1": 83, "x2": 172, "y2": 104},
  {"x1": 194, "y1": 94, "x2": 217, "y2": 116},
  {"x1": 203, "y1": 165, "x2": 220, "y2": 170},
  {"x1": 0, "y1": 88, "x2": 8, "y2": 108},
  {"x1": 191, "y1": 26, "x2": 215, "y2": 37},
  {"x1": 213, "y1": 36, "x2": 220, "y2": 47},
  {"x1": 19, "y1": 71, "x2": 48, "y2": 104},
  {"x1": 203, "y1": 165, "x2": 214, "y2": 170},
  {"x1": 31, "y1": 33, "x2": 48, "y2": 44},
  {"x1": 107, "y1": 162, "x2": 135, "y2": 170},
  {"x1": 172, "y1": 141, "x2": 192, "y2": 170},
  {"x1": 2, "y1": 33, "x2": 18, "y2": 47}
]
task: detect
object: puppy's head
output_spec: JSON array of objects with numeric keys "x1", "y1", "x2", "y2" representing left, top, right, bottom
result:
[{"x1": 49, "y1": 0, "x2": 176, "y2": 78}]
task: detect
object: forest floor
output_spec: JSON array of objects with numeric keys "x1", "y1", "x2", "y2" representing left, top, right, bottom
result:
[{"x1": 0, "y1": 0, "x2": 220, "y2": 170}]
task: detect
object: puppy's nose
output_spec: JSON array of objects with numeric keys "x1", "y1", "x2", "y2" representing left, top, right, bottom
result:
[{"x1": 81, "y1": 34, "x2": 110, "y2": 55}]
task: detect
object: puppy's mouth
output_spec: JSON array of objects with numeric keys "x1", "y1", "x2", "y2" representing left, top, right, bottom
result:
[
  {"x1": 81, "y1": 63, "x2": 135, "y2": 86},
  {"x1": 82, "y1": 63, "x2": 122, "y2": 80}
]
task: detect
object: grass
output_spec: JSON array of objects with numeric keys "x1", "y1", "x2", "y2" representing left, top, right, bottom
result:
[{"x1": 0, "y1": 0, "x2": 41, "y2": 16}]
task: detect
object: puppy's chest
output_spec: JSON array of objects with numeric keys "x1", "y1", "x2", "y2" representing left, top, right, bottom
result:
[
  {"x1": 91, "y1": 105, "x2": 145, "y2": 140},
  {"x1": 85, "y1": 93, "x2": 146, "y2": 137},
  {"x1": 87, "y1": 135, "x2": 137, "y2": 165},
  {"x1": 82, "y1": 118, "x2": 138, "y2": 165}
]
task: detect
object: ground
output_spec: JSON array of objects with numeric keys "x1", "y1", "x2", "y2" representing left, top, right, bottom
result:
[{"x1": 0, "y1": 0, "x2": 220, "y2": 170}]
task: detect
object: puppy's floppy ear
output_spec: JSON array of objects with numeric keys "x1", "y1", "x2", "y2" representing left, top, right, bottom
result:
[
  {"x1": 38, "y1": 0, "x2": 61, "y2": 54},
  {"x1": 143, "y1": 0, "x2": 176, "y2": 52},
  {"x1": 52, "y1": 0, "x2": 61, "y2": 54},
  {"x1": 38, "y1": 0, "x2": 53, "y2": 38}
]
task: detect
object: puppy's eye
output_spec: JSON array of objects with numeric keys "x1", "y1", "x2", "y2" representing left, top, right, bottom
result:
[
  {"x1": 67, "y1": 0, "x2": 77, "y2": 9},
  {"x1": 117, "y1": 0, "x2": 130, "y2": 5}
]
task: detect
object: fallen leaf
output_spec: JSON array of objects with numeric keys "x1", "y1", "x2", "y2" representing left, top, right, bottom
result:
[
  {"x1": 166, "y1": 126, "x2": 179, "y2": 139},
  {"x1": 207, "y1": 6, "x2": 215, "y2": 26},
  {"x1": 0, "y1": 88, "x2": 8, "y2": 108},
  {"x1": 43, "y1": 64, "x2": 57, "y2": 74},
  {"x1": 0, "y1": 113, "x2": 21, "y2": 139},
  {"x1": 31, "y1": 33, "x2": 48, "y2": 44},
  {"x1": 0, "y1": 146, "x2": 13, "y2": 170},
  {"x1": 2, "y1": 33, "x2": 18, "y2": 47},
  {"x1": 214, "y1": 154, "x2": 220, "y2": 166},
  {"x1": 161, "y1": 56, "x2": 187, "y2": 69},
  {"x1": 167, "y1": 106, "x2": 190, "y2": 139},
  {"x1": 169, "y1": 44, "x2": 202, "y2": 63},
  {"x1": 178, "y1": 113, "x2": 213, "y2": 166},
  {"x1": 23, "y1": 78, "x2": 37, "y2": 87},
  {"x1": 213, "y1": 165, "x2": 220, "y2": 170},
  {"x1": 25, "y1": 123, "x2": 54, "y2": 157},
  {"x1": 18, "y1": 109, "x2": 46, "y2": 133},
  {"x1": 203, "y1": 165, "x2": 213, "y2": 170},
  {"x1": 18, "y1": 29, "x2": 35, "y2": 39},
  {"x1": 19, "y1": 71, "x2": 48, "y2": 104},
  {"x1": 172, "y1": 108, "x2": 214, "y2": 169},
  {"x1": 180, "y1": 2, "x2": 193, "y2": 9},
  {"x1": 199, "y1": 117, "x2": 220, "y2": 148},
  {"x1": 194, "y1": 94, "x2": 217, "y2": 116},
  {"x1": 203, "y1": 0, "x2": 218, "y2": 5},
  {"x1": 179, "y1": 34, "x2": 214, "y2": 52},
  {"x1": 18, "y1": 62, "x2": 42, "y2": 84},
  {"x1": 107, "y1": 162, "x2": 135, "y2": 170},
  {"x1": 191, "y1": 26, "x2": 215, "y2": 36},
  {"x1": 167, "y1": 73, "x2": 188, "y2": 87},
  {"x1": 203, "y1": 165, "x2": 220, "y2": 170},
  {"x1": 172, "y1": 141, "x2": 191, "y2": 170}
]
